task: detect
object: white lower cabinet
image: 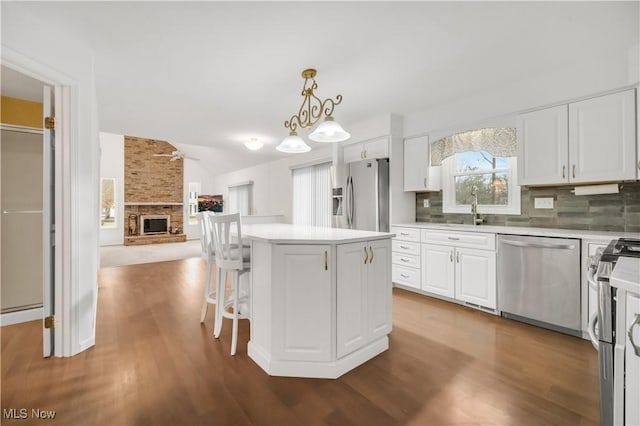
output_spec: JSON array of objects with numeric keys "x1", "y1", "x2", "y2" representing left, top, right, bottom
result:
[
  {"x1": 625, "y1": 294, "x2": 640, "y2": 426},
  {"x1": 272, "y1": 244, "x2": 332, "y2": 362},
  {"x1": 421, "y1": 230, "x2": 497, "y2": 312},
  {"x1": 391, "y1": 226, "x2": 422, "y2": 290},
  {"x1": 455, "y1": 248, "x2": 496, "y2": 310},
  {"x1": 421, "y1": 243, "x2": 455, "y2": 298},
  {"x1": 337, "y1": 238, "x2": 392, "y2": 359}
]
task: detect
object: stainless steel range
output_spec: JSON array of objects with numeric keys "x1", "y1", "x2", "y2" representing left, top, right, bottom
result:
[{"x1": 588, "y1": 238, "x2": 640, "y2": 426}]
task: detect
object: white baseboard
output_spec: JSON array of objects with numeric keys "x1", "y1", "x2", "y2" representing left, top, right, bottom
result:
[{"x1": 1, "y1": 307, "x2": 43, "y2": 326}]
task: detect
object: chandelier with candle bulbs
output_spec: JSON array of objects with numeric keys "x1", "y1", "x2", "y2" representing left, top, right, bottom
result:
[{"x1": 276, "y1": 68, "x2": 350, "y2": 153}]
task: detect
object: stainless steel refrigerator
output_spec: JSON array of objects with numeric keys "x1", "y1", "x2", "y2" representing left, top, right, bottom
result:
[{"x1": 342, "y1": 158, "x2": 389, "y2": 232}]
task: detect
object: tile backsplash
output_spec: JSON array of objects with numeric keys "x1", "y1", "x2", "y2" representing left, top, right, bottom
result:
[{"x1": 416, "y1": 182, "x2": 640, "y2": 233}]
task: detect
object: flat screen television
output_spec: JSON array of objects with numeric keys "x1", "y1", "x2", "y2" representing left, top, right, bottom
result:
[{"x1": 198, "y1": 195, "x2": 223, "y2": 213}]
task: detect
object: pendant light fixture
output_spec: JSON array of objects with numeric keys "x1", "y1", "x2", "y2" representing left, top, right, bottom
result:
[{"x1": 276, "y1": 68, "x2": 350, "y2": 153}]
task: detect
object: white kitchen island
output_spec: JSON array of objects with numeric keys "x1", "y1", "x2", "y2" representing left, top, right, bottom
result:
[{"x1": 241, "y1": 223, "x2": 394, "y2": 379}]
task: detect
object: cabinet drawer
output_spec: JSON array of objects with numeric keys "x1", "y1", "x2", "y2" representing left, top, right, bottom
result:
[
  {"x1": 392, "y1": 265, "x2": 420, "y2": 289},
  {"x1": 391, "y1": 226, "x2": 421, "y2": 242},
  {"x1": 392, "y1": 252, "x2": 420, "y2": 268},
  {"x1": 421, "y1": 230, "x2": 495, "y2": 250},
  {"x1": 392, "y1": 240, "x2": 421, "y2": 256}
]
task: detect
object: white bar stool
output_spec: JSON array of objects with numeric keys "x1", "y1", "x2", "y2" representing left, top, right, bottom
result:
[
  {"x1": 196, "y1": 212, "x2": 219, "y2": 327},
  {"x1": 207, "y1": 213, "x2": 250, "y2": 356}
]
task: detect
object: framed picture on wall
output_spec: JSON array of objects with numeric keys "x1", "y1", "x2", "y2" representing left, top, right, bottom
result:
[{"x1": 198, "y1": 195, "x2": 223, "y2": 213}]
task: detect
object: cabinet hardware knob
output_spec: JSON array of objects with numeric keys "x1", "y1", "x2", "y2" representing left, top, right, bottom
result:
[
  {"x1": 447, "y1": 237, "x2": 459, "y2": 241},
  {"x1": 324, "y1": 250, "x2": 328, "y2": 271},
  {"x1": 450, "y1": 250, "x2": 453, "y2": 262},
  {"x1": 400, "y1": 258, "x2": 409, "y2": 262},
  {"x1": 400, "y1": 245, "x2": 410, "y2": 249},
  {"x1": 456, "y1": 252, "x2": 460, "y2": 263},
  {"x1": 572, "y1": 165, "x2": 576, "y2": 179},
  {"x1": 369, "y1": 246, "x2": 374, "y2": 263},
  {"x1": 562, "y1": 165, "x2": 566, "y2": 179},
  {"x1": 400, "y1": 232, "x2": 409, "y2": 236},
  {"x1": 400, "y1": 274, "x2": 409, "y2": 278},
  {"x1": 424, "y1": 177, "x2": 427, "y2": 188},
  {"x1": 364, "y1": 246, "x2": 368, "y2": 264}
]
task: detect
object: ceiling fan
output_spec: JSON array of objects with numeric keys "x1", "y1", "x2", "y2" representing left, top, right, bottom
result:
[{"x1": 153, "y1": 150, "x2": 199, "y2": 161}]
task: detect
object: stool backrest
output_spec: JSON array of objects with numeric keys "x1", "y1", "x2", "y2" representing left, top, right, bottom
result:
[
  {"x1": 207, "y1": 213, "x2": 243, "y2": 270},
  {"x1": 196, "y1": 212, "x2": 214, "y2": 259}
]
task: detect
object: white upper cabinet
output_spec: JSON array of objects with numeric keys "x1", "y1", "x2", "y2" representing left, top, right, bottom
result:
[
  {"x1": 518, "y1": 105, "x2": 569, "y2": 185},
  {"x1": 343, "y1": 137, "x2": 389, "y2": 163},
  {"x1": 518, "y1": 89, "x2": 637, "y2": 186},
  {"x1": 403, "y1": 135, "x2": 440, "y2": 192},
  {"x1": 569, "y1": 90, "x2": 636, "y2": 183}
]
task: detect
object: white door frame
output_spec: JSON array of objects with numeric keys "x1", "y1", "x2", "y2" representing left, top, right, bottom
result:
[{"x1": 2, "y1": 46, "x2": 74, "y2": 357}]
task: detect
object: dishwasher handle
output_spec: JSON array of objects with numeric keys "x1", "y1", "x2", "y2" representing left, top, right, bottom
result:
[{"x1": 500, "y1": 239, "x2": 576, "y2": 250}]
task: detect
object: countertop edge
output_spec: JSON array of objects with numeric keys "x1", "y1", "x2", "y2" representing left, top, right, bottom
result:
[
  {"x1": 392, "y1": 223, "x2": 640, "y2": 241},
  {"x1": 246, "y1": 234, "x2": 394, "y2": 244}
]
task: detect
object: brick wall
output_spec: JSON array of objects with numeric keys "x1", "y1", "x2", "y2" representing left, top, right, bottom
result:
[{"x1": 123, "y1": 136, "x2": 184, "y2": 238}]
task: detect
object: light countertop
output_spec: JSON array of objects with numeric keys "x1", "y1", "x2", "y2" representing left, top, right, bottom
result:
[
  {"x1": 610, "y1": 257, "x2": 640, "y2": 295},
  {"x1": 241, "y1": 223, "x2": 394, "y2": 244},
  {"x1": 392, "y1": 222, "x2": 640, "y2": 241}
]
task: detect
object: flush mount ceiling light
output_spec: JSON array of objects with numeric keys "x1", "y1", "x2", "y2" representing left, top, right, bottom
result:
[
  {"x1": 276, "y1": 68, "x2": 350, "y2": 153},
  {"x1": 244, "y1": 138, "x2": 264, "y2": 151}
]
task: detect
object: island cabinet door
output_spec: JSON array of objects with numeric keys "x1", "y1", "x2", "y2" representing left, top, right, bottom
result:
[
  {"x1": 337, "y1": 238, "x2": 392, "y2": 359},
  {"x1": 272, "y1": 244, "x2": 333, "y2": 362},
  {"x1": 337, "y1": 242, "x2": 368, "y2": 359},
  {"x1": 367, "y1": 238, "x2": 392, "y2": 342}
]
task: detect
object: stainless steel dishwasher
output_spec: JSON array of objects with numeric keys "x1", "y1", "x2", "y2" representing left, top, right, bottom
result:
[{"x1": 497, "y1": 234, "x2": 581, "y2": 336}]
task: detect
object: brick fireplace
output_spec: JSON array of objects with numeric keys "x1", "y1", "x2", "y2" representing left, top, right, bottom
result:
[{"x1": 123, "y1": 135, "x2": 186, "y2": 245}]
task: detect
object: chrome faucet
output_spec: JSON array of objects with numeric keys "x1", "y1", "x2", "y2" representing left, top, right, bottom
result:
[{"x1": 471, "y1": 186, "x2": 483, "y2": 226}]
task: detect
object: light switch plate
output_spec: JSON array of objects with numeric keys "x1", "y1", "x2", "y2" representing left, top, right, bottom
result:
[
  {"x1": 423, "y1": 199, "x2": 430, "y2": 208},
  {"x1": 534, "y1": 197, "x2": 554, "y2": 209}
]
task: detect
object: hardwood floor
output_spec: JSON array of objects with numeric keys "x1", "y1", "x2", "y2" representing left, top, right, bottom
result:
[{"x1": 1, "y1": 258, "x2": 599, "y2": 425}]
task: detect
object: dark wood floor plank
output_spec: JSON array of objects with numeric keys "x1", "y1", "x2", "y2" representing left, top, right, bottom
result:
[{"x1": 1, "y1": 258, "x2": 599, "y2": 425}]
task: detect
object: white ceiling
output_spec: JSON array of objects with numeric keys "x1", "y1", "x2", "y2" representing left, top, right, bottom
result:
[{"x1": 4, "y1": 2, "x2": 639, "y2": 170}]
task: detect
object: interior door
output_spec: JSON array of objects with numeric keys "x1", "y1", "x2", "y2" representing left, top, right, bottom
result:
[{"x1": 42, "y1": 86, "x2": 54, "y2": 357}]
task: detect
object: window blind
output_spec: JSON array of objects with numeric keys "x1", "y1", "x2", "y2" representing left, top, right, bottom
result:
[
  {"x1": 292, "y1": 162, "x2": 332, "y2": 227},
  {"x1": 228, "y1": 183, "x2": 252, "y2": 215}
]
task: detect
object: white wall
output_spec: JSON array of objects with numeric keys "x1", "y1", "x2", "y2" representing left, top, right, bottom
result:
[
  {"x1": 211, "y1": 147, "x2": 334, "y2": 224},
  {"x1": 2, "y1": 3, "x2": 100, "y2": 355},
  {"x1": 99, "y1": 132, "x2": 124, "y2": 246}
]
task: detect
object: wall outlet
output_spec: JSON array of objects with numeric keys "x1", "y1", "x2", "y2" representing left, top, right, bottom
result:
[
  {"x1": 423, "y1": 199, "x2": 430, "y2": 208},
  {"x1": 534, "y1": 197, "x2": 554, "y2": 209}
]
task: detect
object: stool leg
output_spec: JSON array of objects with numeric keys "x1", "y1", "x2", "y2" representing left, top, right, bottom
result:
[
  {"x1": 200, "y1": 260, "x2": 212, "y2": 323},
  {"x1": 214, "y1": 267, "x2": 224, "y2": 338},
  {"x1": 231, "y1": 270, "x2": 239, "y2": 356}
]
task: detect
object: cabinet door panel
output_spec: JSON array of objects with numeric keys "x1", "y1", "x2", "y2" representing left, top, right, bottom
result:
[
  {"x1": 337, "y1": 242, "x2": 367, "y2": 358},
  {"x1": 404, "y1": 136, "x2": 429, "y2": 191},
  {"x1": 626, "y1": 294, "x2": 640, "y2": 426},
  {"x1": 569, "y1": 89, "x2": 636, "y2": 183},
  {"x1": 517, "y1": 105, "x2": 569, "y2": 185},
  {"x1": 273, "y1": 245, "x2": 332, "y2": 361},
  {"x1": 364, "y1": 137, "x2": 389, "y2": 160},
  {"x1": 455, "y1": 248, "x2": 496, "y2": 310},
  {"x1": 368, "y1": 239, "x2": 392, "y2": 342},
  {"x1": 421, "y1": 243, "x2": 455, "y2": 298},
  {"x1": 343, "y1": 143, "x2": 363, "y2": 163}
]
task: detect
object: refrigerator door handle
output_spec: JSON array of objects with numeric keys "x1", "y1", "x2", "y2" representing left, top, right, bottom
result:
[{"x1": 347, "y1": 176, "x2": 354, "y2": 229}]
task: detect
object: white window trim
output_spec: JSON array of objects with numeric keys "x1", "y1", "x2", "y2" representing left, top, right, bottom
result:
[
  {"x1": 100, "y1": 177, "x2": 117, "y2": 228},
  {"x1": 442, "y1": 155, "x2": 521, "y2": 215},
  {"x1": 187, "y1": 182, "x2": 201, "y2": 225}
]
